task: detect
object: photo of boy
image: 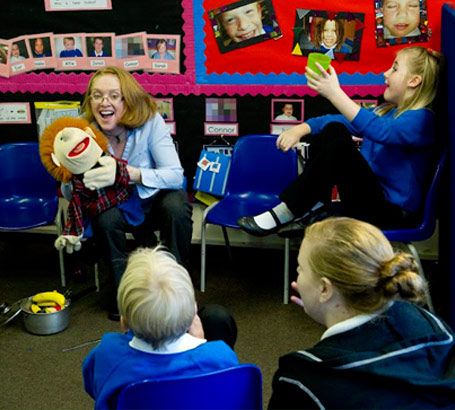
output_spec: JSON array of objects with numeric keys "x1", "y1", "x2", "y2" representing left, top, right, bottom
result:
[
  {"x1": 272, "y1": 99, "x2": 303, "y2": 123},
  {"x1": 375, "y1": 0, "x2": 428, "y2": 46},
  {"x1": 208, "y1": 0, "x2": 282, "y2": 53},
  {"x1": 87, "y1": 36, "x2": 110, "y2": 57},
  {"x1": 275, "y1": 103, "x2": 297, "y2": 121},
  {"x1": 382, "y1": 0, "x2": 421, "y2": 38},
  {"x1": 59, "y1": 36, "x2": 83, "y2": 58}
]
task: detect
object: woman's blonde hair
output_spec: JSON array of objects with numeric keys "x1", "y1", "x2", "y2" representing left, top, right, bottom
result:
[
  {"x1": 117, "y1": 246, "x2": 195, "y2": 349},
  {"x1": 375, "y1": 46, "x2": 444, "y2": 118},
  {"x1": 81, "y1": 66, "x2": 157, "y2": 129},
  {"x1": 304, "y1": 217, "x2": 428, "y2": 313}
]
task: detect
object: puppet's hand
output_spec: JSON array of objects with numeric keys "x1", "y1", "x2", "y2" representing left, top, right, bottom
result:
[
  {"x1": 55, "y1": 234, "x2": 83, "y2": 254},
  {"x1": 83, "y1": 156, "x2": 116, "y2": 190}
]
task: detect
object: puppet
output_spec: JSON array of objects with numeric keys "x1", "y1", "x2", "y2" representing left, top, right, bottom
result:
[{"x1": 40, "y1": 117, "x2": 144, "y2": 253}]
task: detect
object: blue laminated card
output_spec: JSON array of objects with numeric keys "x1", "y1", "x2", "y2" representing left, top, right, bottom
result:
[{"x1": 193, "y1": 150, "x2": 231, "y2": 197}]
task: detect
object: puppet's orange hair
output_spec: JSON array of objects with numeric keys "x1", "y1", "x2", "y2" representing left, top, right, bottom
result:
[{"x1": 39, "y1": 117, "x2": 108, "y2": 183}]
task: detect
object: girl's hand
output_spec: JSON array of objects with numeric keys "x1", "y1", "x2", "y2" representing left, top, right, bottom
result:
[
  {"x1": 306, "y1": 63, "x2": 360, "y2": 122},
  {"x1": 290, "y1": 281, "x2": 304, "y2": 308},
  {"x1": 305, "y1": 64, "x2": 341, "y2": 100},
  {"x1": 276, "y1": 123, "x2": 311, "y2": 152}
]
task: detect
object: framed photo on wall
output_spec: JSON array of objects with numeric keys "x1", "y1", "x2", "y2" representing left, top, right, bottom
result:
[
  {"x1": 292, "y1": 9, "x2": 365, "y2": 61},
  {"x1": 207, "y1": 0, "x2": 282, "y2": 54}
]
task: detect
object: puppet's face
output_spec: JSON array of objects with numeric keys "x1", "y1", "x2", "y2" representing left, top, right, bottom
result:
[{"x1": 52, "y1": 126, "x2": 102, "y2": 175}]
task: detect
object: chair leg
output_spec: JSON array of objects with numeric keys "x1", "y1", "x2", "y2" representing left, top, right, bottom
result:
[
  {"x1": 55, "y1": 203, "x2": 66, "y2": 287},
  {"x1": 283, "y1": 238, "x2": 290, "y2": 304},
  {"x1": 221, "y1": 226, "x2": 233, "y2": 261},
  {"x1": 201, "y1": 219, "x2": 207, "y2": 292},
  {"x1": 94, "y1": 263, "x2": 100, "y2": 292},
  {"x1": 406, "y1": 243, "x2": 435, "y2": 313},
  {"x1": 58, "y1": 248, "x2": 66, "y2": 288},
  {"x1": 200, "y1": 202, "x2": 219, "y2": 293}
]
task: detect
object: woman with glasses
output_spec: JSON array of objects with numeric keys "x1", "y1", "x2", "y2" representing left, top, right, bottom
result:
[{"x1": 79, "y1": 66, "x2": 192, "y2": 321}]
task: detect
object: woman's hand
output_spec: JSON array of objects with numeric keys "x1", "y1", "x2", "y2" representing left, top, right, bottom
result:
[
  {"x1": 83, "y1": 156, "x2": 116, "y2": 190},
  {"x1": 305, "y1": 63, "x2": 342, "y2": 100},
  {"x1": 276, "y1": 123, "x2": 311, "y2": 152},
  {"x1": 127, "y1": 165, "x2": 142, "y2": 184},
  {"x1": 290, "y1": 281, "x2": 304, "y2": 308}
]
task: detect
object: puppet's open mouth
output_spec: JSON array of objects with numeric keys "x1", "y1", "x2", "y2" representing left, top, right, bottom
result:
[{"x1": 68, "y1": 137, "x2": 90, "y2": 157}]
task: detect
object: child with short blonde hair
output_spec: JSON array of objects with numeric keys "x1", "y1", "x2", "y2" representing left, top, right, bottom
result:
[{"x1": 83, "y1": 246, "x2": 238, "y2": 409}]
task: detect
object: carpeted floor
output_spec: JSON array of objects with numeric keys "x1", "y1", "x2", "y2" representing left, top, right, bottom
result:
[{"x1": 0, "y1": 232, "x2": 325, "y2": 410}]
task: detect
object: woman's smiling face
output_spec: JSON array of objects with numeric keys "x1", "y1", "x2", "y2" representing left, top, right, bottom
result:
[{"x1": 89, "y1": 74, "x2": 125, "y2": 134}]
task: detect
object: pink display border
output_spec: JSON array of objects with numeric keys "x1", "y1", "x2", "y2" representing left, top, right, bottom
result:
[{"x1": 0, "y1": 1, "x2": 385, "y2": 96}]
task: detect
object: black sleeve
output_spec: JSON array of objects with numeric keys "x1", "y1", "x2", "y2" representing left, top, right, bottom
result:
[{"x1": 268, "y1": 368, "x2": 322, "y2": 410}]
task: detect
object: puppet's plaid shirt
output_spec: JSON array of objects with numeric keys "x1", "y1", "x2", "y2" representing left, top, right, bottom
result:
[{"x1": 63, "y1": 157, "x2": 132, "y2": 237}]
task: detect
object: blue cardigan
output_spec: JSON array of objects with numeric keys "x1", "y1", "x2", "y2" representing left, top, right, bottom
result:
[
  {"x1": 306, "y1": 107, "x2": 436, "y2": 212},
  {"x1": 83, "y1": 332, "x2": 239, "y2": 409}
]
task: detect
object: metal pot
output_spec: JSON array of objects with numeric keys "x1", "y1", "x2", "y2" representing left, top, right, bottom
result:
[{"x1": 20, "y1": 297, "x2": 70, "y2": 335}]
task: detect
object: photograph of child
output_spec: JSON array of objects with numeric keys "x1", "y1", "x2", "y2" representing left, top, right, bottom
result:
[
  {"x1": 0, "y1": 44, "x2": 8, "y2": 65},
  {"x1": 155, "y1": 98, "x2": 173, "y2": 121},
  {"x1": 30, "y1": 37, "x2": 52, "y2": 58},
  {"x1": 87, "y1": 36, "x2": 111, "y2": 57},
  {"x1": 151, "y1": 39, "x2": 175, "y2": 60},
  {"x1": 57, "y1": 36, "x2": 83, "y2": 58},
  {"x1": 208, "y1": 0, "x2": 282, "y2": 53},
  {"x1": 272, "y1": 99, "x2": 303, "y2": 123},
  {"x1": 292, "y1": 9, "x2": 363, "y2": 61},
  {"x1": 10, "y1": 41, "x2": 28, "y2": 63},
  {"x1": 309, "y1": 18, "x2": 352, "y2": 58},
  {"x1": 382, "y1": 0, "x2": 421, "y2": 39}
]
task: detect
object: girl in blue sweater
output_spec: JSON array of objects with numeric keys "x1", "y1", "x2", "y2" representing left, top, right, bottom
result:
[{"x1": 238, "y1": 46, "x2": 444, "y2": 236}]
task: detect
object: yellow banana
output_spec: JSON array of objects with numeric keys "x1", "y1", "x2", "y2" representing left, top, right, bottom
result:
[
  {"x1": 35, "y1": 301, "x2": 58, "y2": 307},
  {"x1": 32, "y1": 290, "x2": 66, "y2": 308},
  {"x1": 30, "y1": 304, "x2": 42, "y2": 314}
]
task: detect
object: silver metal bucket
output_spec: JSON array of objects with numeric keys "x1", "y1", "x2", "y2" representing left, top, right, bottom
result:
[{"x1": 20, "y1": 297, "x2": 70, "y2": 335}]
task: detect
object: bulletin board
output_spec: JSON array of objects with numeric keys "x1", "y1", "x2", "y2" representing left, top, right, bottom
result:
[{"x1": 0, "y1": 0, "x2": 447, "y2": 97}]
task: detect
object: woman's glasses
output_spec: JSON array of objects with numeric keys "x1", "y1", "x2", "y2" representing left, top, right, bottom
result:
[{"x1": 90, "y1": 92, "x2": 123, "y2": 104}]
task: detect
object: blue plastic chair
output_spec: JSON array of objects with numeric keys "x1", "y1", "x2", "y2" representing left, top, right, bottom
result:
[
  {"x1": 383, "y1": 150, "x2": 447, "y2": 313},
  {"x1": 0, "y1": 142, "x2": 66, "y2": 285},
  {"x1": 116, "y1": 364, "x2": 263, "y2": 410},
  {"x1": 200, "y1": 135, "x2": 298, "y2": 303}
]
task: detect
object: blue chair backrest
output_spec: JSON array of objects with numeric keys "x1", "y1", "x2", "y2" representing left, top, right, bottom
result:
[
  {"x1": 116, "y1": 364, "x2": 263, "y2": 410},
  {"x1": 225, "y1": 134, "x2": 297, "y2": 198},
  {"x1": 0, "y1": 142, "x2": 58, "y2": 230},
  {"x1": 383, "y1": 149, "x2": 447, "y2": 241},
  {"x1": 0, "y1": 142, "x2": 56, "y2": 199}
]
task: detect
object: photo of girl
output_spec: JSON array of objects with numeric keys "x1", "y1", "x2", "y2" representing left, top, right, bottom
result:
[
  {"x1": 310, "y1": 18, "x2": 352, "y2": 58},
  {"x1": 208, "y1": 0, "x2": 282, "y2": 53},
  {"x1": 292, "y1": 9, "x2": 363, "y2": 61}
]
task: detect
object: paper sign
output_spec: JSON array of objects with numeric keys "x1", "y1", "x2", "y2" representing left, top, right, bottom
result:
[
  {"x1": 270, "y1": 123, "x2": 295, "y2": 135},
  {"x1": 204, "y1": 122, "x2": 239, "y2": 136},
  {"x1": 0, "y1": 103, "x2": 31, "y2": 124},
  {"x1": 44, "y1": 0, "x2": 112, "y2": 11}
]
